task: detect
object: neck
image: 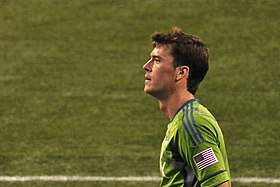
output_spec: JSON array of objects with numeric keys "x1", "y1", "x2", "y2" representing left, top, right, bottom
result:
[{"x1": 158, "y1": 91, "x2": 194, "y2": 120}]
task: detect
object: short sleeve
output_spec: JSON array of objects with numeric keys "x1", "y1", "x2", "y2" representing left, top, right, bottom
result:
[{"x1": 176, "y1": 120, "x2": 230, "y2": 186}]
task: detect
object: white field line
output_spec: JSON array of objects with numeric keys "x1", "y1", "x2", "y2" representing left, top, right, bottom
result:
[
  {"x1": 0, "y1": 176, "x2": 159, "y2": 182},
  {"x1": 0, "y1": 176, "x2": 279, "y2": 184},
  {"x1": 232, "y1": 177, "x2": 280, "y2": 184}
]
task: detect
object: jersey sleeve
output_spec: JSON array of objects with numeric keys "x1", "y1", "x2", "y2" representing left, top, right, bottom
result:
[{"x1": 176, "y1": 116, "x2": 230, "y2": 186}]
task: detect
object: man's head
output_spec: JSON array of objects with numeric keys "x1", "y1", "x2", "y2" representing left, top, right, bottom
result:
[{"x1": 150, "y1": 27, "x2": 209, "y2": 95}]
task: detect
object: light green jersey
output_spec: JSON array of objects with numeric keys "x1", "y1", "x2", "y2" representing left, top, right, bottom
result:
[{"x1": 159, "y1": 99, "x2": 231, "y2": 187}]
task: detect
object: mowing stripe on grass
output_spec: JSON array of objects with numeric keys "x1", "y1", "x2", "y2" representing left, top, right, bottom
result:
[{"x1": 0, "y1": 176, "x2": 279, "y2": 184}]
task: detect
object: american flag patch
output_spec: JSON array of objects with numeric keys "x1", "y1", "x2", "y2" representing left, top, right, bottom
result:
[{"x1": 193, "y1": 148, "x2": 218, "y2": 170}]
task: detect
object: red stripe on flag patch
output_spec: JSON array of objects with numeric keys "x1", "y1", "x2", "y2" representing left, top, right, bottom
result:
[{"x1": 193, "y1": 148, "x2": 218, "y2": 170}]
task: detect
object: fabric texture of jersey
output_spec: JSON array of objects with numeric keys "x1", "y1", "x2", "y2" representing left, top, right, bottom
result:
[{"x1": 159, "y1": 99, "x2": 231, "y2": 187}]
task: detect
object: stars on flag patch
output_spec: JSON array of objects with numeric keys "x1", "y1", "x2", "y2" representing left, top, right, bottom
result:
[{"x1": 193, "y1": 148, "x2": 218, "y2": 170}]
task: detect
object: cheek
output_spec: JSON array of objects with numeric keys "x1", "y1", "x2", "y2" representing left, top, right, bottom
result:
[
  {"x1": 161, "y1": 66, "x2": 175, "y2": 78},
  {"x1": 154, "y1": 69, "x2": 175, "y2": 85}
]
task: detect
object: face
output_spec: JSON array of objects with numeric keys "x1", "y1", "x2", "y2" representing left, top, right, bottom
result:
[{"x1": 143, "y1": 45, "x2": 177, "y2": 99}]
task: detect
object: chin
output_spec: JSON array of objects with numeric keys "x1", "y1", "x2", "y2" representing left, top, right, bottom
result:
[
  {"x1": 144, "y1": 87, "x2": 153, "y2": 94},
  {"x1": 144, "y1": 88, "x2": 150, "y2": 94}
]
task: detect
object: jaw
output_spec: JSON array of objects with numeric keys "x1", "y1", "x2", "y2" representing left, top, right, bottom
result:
[{"x1": 144, "y1": 85, "x2": 173, "y2": 101}]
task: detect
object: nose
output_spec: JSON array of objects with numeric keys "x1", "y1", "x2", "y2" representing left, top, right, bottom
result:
[{"x1": 143, "y1": 59, "x2": 152, "y2": 72}]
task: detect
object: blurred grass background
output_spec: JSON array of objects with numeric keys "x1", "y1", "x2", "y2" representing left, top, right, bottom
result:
[{"x1": 0, "y1": 0, "x2": 279, "y2": 186}]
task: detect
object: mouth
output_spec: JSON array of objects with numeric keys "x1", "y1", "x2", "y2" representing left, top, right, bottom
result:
[{"x1": 145, "y1": 76, "x2": 151, "y2": 81}]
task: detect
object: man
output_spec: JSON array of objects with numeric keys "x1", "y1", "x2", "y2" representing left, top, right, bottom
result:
[{"x1": 143, "y1": 27, "x2": 231, "y2": 187}]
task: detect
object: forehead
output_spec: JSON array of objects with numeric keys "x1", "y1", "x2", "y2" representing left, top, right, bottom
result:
[{"x1": 150, "y1": 45, "x2": 172, "y2": 58}]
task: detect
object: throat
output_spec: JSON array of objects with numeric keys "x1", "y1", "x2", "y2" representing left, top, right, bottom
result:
[
  {"x1": 158, "y1": 101, "x2": 177, "y2": 120},
  {"x1": 158, "y1": 94, "x2": 195, "y2": 120}
]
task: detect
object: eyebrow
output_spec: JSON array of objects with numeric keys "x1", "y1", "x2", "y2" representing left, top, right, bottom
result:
[{"x1": 150, "y1": 55, "x2": 162, "y2": 59}]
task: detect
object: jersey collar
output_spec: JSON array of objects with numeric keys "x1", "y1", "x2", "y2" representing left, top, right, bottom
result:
[{"x1": 170, "y1": 98, "x2": 198, "y2": 122}]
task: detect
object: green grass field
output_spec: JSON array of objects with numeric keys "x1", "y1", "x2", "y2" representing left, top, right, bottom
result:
[{"x1": 0, "y1": 0, "x2": 279, "y2": 186}]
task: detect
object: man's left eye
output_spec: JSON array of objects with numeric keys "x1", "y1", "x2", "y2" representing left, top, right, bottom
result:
[{"x1": 154, "y1": 59, "x2": 160, "y2": 63}]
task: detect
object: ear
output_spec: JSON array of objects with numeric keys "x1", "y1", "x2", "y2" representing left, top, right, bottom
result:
[{"x1": 175, "y1": 66, "x2": 189, "y2": 81}]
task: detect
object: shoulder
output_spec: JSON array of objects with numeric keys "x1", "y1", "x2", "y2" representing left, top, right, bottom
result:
[{"x1": 174, "y1": 101, "x2": 220, "y2": 147}]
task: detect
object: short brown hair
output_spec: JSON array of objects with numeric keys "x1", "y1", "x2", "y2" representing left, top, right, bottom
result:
[{"x1": 151, "y1": 27, "x2": 209, "y2": 95}]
